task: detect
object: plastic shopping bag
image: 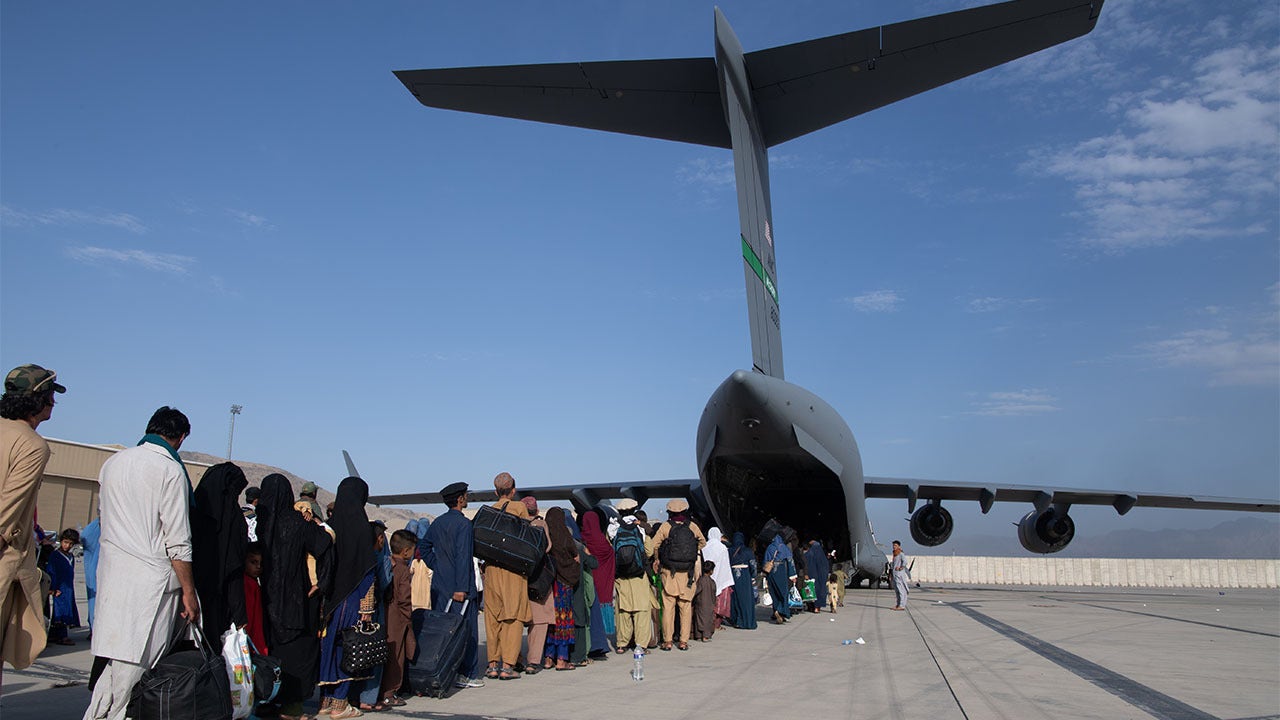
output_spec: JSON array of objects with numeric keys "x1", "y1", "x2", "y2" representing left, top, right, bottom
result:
[{"x1": 220, "y1": 624, "x2": 255, "y2": 719}]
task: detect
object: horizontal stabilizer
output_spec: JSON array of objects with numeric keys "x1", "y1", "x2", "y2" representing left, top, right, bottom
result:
[
  {"x1": 369, "y1": 477, "x2": 700, "y2": 512},
  {"x1": 395, "y1": 59, "x2": 730, "y2": 147},
  {"x1": 749, "y1": 0, "x2": 1103, "y2": 146}
]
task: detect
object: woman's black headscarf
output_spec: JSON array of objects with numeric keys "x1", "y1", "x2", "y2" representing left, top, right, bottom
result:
[
  {"x1": 258, "y1": 473, "x2": 327, "y2": 638},
  {"x1": 326, "y1": 476, "x2": 375, "y2": 610},
  {"x1": 191, "y1": 462, "x2": 249, "y2": 639},
  {"x1": 544, "y1": 507, "x2": 581, "y2": 588}
]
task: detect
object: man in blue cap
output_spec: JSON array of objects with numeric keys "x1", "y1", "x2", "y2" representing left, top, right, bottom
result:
[{"x1": 423, "y1": 482, "x2": 483, "y2": 689}]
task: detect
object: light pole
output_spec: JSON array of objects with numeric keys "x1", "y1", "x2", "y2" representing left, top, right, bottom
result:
[{"x1": 227, "y1": 404, "x2": 243, "y2": 460}]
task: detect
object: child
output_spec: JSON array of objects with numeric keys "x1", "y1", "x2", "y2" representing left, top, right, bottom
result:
[
  {"x1": 46, "y1": 529, "x2": 81, "y2": 645},
  {"x1": 826, "y1": 573, "x2": 840, "y2": 614},
  {"x1": 691, "y1": 560, "x2": 717, "y2": 642},
  {"x1": 243, "y1": 543, "x2": 268, "y2": 654},
  {"x1": 380, "y1": 530, "x2": 418, "y2": 707}
]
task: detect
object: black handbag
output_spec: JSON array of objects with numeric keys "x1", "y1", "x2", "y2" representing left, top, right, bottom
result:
[
  {"x1": 339, "y1": 619, "x2": 388, "y2": 675},
  {"x1": 128, "y1": 622, "x2": 233, "y2": 720},
  {"x1": 245, "y1": 635, "x2": 281, "y2": 703},
  {"x1": 527, "y1": 552, "x2": 556, "y2": 602}
]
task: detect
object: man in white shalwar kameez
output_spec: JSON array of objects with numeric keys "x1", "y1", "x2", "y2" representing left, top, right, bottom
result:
[{"x1": 84, "y1": 407, "x2": 199, "y2": 720}]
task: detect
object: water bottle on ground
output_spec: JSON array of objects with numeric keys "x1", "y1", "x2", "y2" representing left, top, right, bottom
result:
[{"x1": 632, "y1": 647, "x2": 644, "y2": 681}]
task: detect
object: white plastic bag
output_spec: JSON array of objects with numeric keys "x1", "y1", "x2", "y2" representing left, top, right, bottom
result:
[{"x1": 221, "y1": 623, "x2": 255, "y2": 719}]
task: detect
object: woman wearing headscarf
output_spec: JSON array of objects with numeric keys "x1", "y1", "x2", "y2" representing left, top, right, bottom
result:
[
  {"x1": 317, "y1": 477, "x2": 377, "y2": 719},
  {"x1": 257, "y1": 473, "x2": 334, "y2": 720},
  {"x1": 803, "y1": 539, "x2": 831, "y2": 614},
  {"x1": 542, "y1": 507, "x2": 580, "y2": 671},
  {"x1": 518, "y1": 496, "x2": 554, "y2": 674},
  {"x1": 701, "y1": 528, "x2": 734, "y2": 631},
  {"x1": 191, "y1": 462, "x2": 249, "y2": 644},
  {"x1": 727, "y1": 532, "x2": 757, "y2": 629},
  {"x1": 579, "y1": 508, "x2": 615, "y2": 659},
  {"x1": 763, "y1": 534, "x2": 795, "y2": 625},
  {"x1": 565, "y1": 512, "x2": 597, "y2": 666}
]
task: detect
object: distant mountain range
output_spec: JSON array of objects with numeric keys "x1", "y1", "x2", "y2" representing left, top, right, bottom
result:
[
  {"x1": 934, "y1": 516, "x2": 1280, "y2": 558},
  {"x1": 180, "y1": 451, "x2": 428, "y2": 530}
]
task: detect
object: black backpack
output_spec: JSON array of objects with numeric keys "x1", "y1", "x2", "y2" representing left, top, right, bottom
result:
[
  {"x1": 613, "y1": 524, "x2": 646, "y2": 578},
  {"x1": 658, "y1": 522, "x2": 698, "y2": 573}
]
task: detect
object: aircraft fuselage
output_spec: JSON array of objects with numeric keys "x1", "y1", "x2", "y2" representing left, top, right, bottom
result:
[{"x1": 696, "y1": 370, "x2": 886, "y2": 579}]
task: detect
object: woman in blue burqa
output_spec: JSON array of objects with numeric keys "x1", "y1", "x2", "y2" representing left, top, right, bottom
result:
[
  {"x1": 727, "y1": 532, "x2": 757, "y2": 629},
  {"x1": 318, "y1": 476, "x2": 377, "y2": 719},
  {"x1": 803, "y1": 539, "x2": 831, "y2": 613},
  {"x1": 763, "y1": 534, "x2": 794, "y2": 625}
]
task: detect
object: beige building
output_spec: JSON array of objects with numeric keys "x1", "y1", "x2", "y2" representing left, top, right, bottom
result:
[{"x1": 35, "y1": 437, "x2": 212, "y2": 534}]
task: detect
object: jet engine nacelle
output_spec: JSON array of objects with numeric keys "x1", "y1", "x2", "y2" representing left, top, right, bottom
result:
[
  {"x1": 909, "y1": 502, "x2": 953, "y2": 547},
  {"x1": 1017, "y1": 506, "x2": 1075, "y2": 554}
]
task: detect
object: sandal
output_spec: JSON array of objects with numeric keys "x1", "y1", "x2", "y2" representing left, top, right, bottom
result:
[
  {"x1": 498, "y1": 667, "x2": 521, "y2": 680},
  {"x1": 555, "y1": 664, "x2": 575, "y2": 671},
  {"x1": 381, "y1": 696, "x2": 405, "y2": 707},
  {"x1": 660, "y1": 643, "x2": 672, "y2": 651},
  {"x1": 677, "y1": 642, "x2": 689, "y2": 651},
  {"x1": 615, "y1": 647, "x2": 629, "y2": 654},
  {"x1": 330, "y1": 708, "x2": 364, "y2": 719},
  {"x1": 358, "y1": 703, "x2": 384, "y2": 712},
  {"x1": 524, "y1": 664, "x2": 542, "y2": 675},
  {"x1": 484, "y1": 663, "x2": 501, "y2": 679}
]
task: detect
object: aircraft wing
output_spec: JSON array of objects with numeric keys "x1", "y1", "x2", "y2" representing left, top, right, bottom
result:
[
  {"x1": 368, "y1": 477, "x2": 700, "y2": 511},
  {"x1": 863, "y1": 476, "x2": 1280, "y2": 516},
  {"x1": 394, "y1": 59, "x2": 731, "y2": 148},
  {"x1": 748, "y1": 0, "x2": 1104, "y2": 146}
]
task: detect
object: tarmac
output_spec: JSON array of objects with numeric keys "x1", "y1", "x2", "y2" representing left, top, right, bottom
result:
[{"x1": 3, "y1": 582, "x2": 1277, "y2": 720}]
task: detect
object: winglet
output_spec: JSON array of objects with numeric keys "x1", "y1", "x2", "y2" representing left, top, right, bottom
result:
[{"x1": 343, "y1": 450, "x2": 361, "y2": 479}]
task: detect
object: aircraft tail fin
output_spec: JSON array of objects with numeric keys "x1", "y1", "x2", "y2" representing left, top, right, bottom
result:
[{"x1": 343, "y1": 450, "x2": 361, "y2": 479}]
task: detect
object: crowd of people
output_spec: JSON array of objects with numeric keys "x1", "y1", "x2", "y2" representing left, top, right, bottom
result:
[{"x1": 0, "y1": 365, "x2": 862, "y2": 720}]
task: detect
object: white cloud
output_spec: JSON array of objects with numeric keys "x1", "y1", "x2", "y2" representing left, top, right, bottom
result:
[
  {"x1": 1032, "y1": 32, "x2": 1279, "y2": 253},
  {"x1": 677, "y1": 157, "x2": 735, "y2": 189},
  {"x1": 65, "y1": 246, "x2": 195, "y2": 275},
  {"x1": 228, "y1": 209, "x2": 270, "y2": 228},
  {"x1": 965, "y1": 296, "x2": 1040, "y2": 313},
  {"x1": 1142, "y1": 328, "x2": 1279, "y2": 386},
  {"x1": 2, "y1": 205, "x2": 146, "y2": 234},
  {"x1": 846, "y1": 289, "x2": 901, "y2": 313},
  {"x1": 968, "y1": 388, "x2": 1060, "y2": 417}
]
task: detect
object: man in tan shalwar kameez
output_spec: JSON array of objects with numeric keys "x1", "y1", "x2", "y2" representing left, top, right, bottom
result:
[
  {"x1": 650, "y1": 498, "x2": 706, "y2": 651},
  {"x1": 0, "y1": 365, "x2": 65, "y2": 680},
  {"x1": 482, "y1": 472, "x2": 531, "y2": 680},
  {"x1": 612, "y1": 499, "x2": 655, "y2": 652}
]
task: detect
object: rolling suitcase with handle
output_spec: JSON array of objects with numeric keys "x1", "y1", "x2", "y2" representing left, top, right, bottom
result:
[{"x1": 406, "y1": 599, "x2": 470, "y2": 698}]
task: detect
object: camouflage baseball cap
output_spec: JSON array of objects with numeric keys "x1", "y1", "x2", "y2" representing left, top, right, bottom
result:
[
  {"x1": 4, "y1": 365, "x2": 66, "y2": 395},
  {"x1": 300, "y1": 481, "x2": 319, "y2": 497}
]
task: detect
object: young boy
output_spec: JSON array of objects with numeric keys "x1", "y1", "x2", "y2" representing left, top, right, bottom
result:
[
  {"x1": 243, "y1": 542, "x2": 268, "y2": 654},
  {"x1": 691, "y1": 560, "x2": 717, "y2": 642},
  {"x1": 826, "y1": 573, "x2": 840, "y2": 614},
  {"x1": 46, "y1": 529, "x2": 81, "y2": 645},
  {"x1": 381, "y1": 530, "x2": 418, "y2": 707}
]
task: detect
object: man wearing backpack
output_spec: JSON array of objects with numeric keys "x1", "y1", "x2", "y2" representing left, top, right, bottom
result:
[
  {"x1": 611, "y1": 499, "x2": 654, "y2": 653},
  {"x1": 650, "y1": 499, "x2": 705, "y2": 651}
]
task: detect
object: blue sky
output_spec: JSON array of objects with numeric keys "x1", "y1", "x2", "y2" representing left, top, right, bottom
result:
[{"x1": 3, "y1": 0, "x2": 1277, "y2": 551}]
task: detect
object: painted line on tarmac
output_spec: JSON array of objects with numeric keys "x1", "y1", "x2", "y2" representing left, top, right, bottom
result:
[
  {"x1": 949, "y1": 602, "x2": 1220, "y2": 720},
  {"x1": 1044, "y1": 597, "x2": 1280, "y2": 638}
]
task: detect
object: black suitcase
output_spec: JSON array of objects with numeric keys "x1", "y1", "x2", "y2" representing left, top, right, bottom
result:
[
  {"x1": 406, "y1": 600, "x2": 470, "y2": 698},
  {"x1": 757, "y1": 517, "x2": 785, "y2": 545},
  {"x1": 472, "y1": 501, "x2": 546, "y2": 578}
]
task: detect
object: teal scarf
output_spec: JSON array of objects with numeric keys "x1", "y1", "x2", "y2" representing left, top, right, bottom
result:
[{"x1": 139, "y1": 434, "x2": 195, "y2": 505}]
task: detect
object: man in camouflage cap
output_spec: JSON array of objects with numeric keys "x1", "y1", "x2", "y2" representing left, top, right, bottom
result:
[
  {"x1": 0, "y1": 364, "x2": 66, "y2": 672},
  {"x1": 299, "y1": 481, "x2": 325, "y2": 523}
]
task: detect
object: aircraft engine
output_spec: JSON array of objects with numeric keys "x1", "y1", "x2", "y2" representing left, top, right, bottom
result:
[
  {"x1": 909, "y1": 502, "x2": 953, "y2": 547},
  {"x1": 1017, "y1": 507, "x2": 1075, "y2": 554}
]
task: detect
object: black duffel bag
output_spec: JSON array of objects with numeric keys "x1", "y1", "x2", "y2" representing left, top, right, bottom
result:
[
  {"x1": 339, "y1": 619, "x2": 389, "y2": 675},
  {"x1": 128, "y1": 621, "x2": 233, "y2": 720},
  {"x1": 472, "y1": 501, "x2": 546, "y2": 578}
]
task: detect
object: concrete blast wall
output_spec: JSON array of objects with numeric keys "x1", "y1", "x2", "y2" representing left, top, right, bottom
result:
[{"x1": 911, "y1": 556, "x2": 1279, "y2": 588}]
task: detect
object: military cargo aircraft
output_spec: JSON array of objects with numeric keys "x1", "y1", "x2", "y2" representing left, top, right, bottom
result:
[{"x1": 371, "y1": 0, "x2": 1278, "y2": 584}]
